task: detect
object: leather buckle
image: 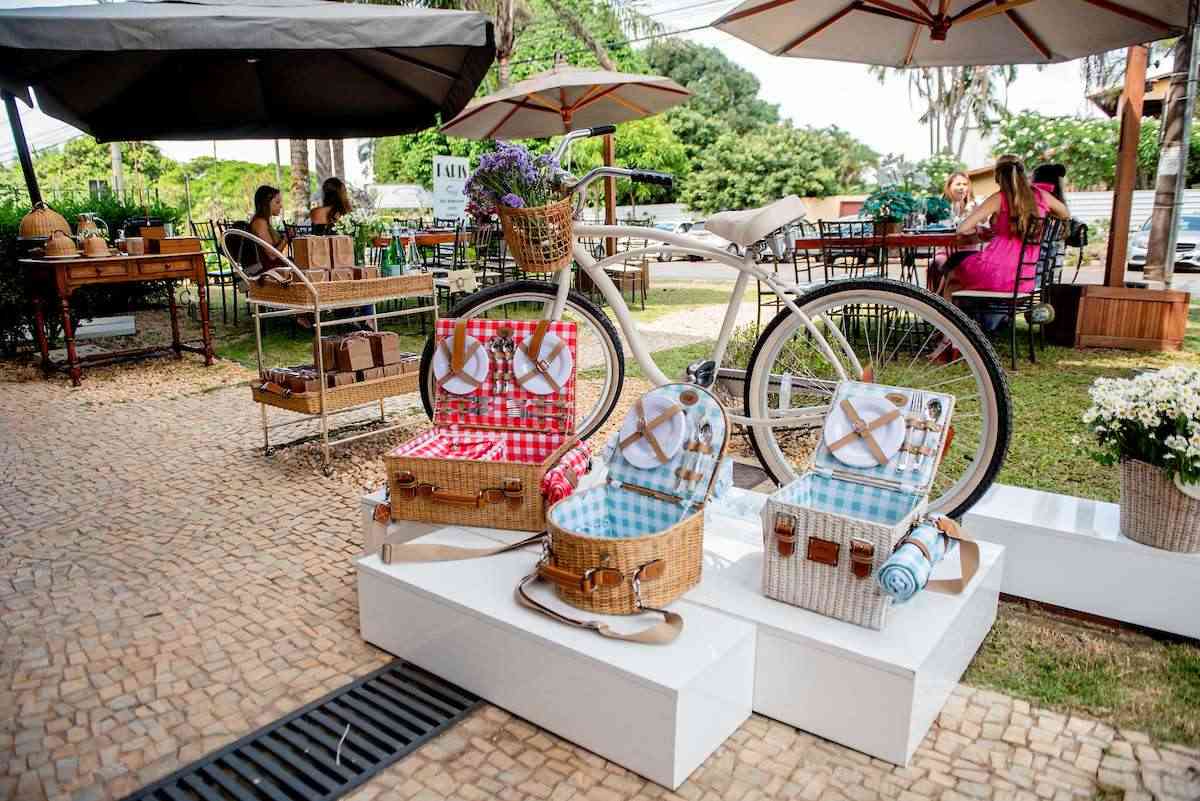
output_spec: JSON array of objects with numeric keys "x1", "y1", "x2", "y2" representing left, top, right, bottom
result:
[
  {"x1": 479, "y1": 487, "x2": 505, "y2": 504},
  {"x1": 581, "y1": 567, "x2": 624, "y2": 593},
  {"x1": 849, "y1": 539, "x2": 875, "y2": 579},
  {"x1": 774, "y1": 514, "x2": 797, "y2": 558},
  {"x1": 501, "y1": 478, "x2": 523, "y2": 498}
]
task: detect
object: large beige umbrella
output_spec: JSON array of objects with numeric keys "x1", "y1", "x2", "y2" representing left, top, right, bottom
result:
[
  {"x1": 714, "y1": 0, "x2": 1187, "y2": 67},
  {"x1": 439, "y1": 64, "x2": 691, "y2": 139}
]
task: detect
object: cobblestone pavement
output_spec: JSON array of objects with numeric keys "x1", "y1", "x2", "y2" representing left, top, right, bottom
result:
[{"x1": 2, "y1": 356, "x2": 1198, "y2": 801}]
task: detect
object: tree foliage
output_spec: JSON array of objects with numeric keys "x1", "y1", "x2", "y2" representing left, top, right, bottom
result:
[
  {"x1": 571, "y1": 116, "x2": 687, "y2": 204},
  {"x1": 680, "y1": 125, "x2": 877, "y2": 214}
]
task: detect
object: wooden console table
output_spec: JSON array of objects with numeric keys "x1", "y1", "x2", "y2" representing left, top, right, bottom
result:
[{"x1": 22, "y1": 251, "x2": 215, "y2": 386}]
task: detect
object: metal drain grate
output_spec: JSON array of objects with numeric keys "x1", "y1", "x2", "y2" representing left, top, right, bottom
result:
[{"x1": 122, "y1": 660, "x2": 480, "y2": 801}]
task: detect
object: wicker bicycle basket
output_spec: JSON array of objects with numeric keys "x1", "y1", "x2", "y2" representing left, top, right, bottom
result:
[{"x1": 498, "y1": 196, "x2": 574, "y2": 273}]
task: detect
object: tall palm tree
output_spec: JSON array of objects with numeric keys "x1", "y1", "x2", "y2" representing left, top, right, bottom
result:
[{"x1": 289, "y1": 139, "x2": 309, "y2": 220}]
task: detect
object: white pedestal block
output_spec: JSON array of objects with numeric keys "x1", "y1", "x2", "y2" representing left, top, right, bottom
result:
[
  {"x1": 693, "y1": 490, "x2": 1005, "y2": 766},
  {"x1": 964, "y1": 483, "x2": 1200, "y2": 639},
  {"x1": 356, "y1": 526, "x2": 756, "y2": 789}
]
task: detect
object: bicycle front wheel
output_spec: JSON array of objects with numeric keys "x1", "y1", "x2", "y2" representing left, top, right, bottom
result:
[
  {"x1": 744, "y1": 278, "x2": 1009, "y2": 519},
  {"x1": 419, "y1": 280, "x2": 625, "y2": 439}
]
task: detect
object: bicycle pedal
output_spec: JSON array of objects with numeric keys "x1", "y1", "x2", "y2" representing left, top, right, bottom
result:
[{"x1": 685, "y1": 359, "x2": 717, "y2": 388}]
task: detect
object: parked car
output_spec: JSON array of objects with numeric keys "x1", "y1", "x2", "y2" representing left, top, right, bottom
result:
[
  {"x1": 686, "y1": 220, "x2": 739, "y2": 259},
  {"x1": 653, "y1": 220, "x2": 692, "y2": 261},
  {"x1": 1128, "y1": 213, "x2": 1200, "y2": 273}
]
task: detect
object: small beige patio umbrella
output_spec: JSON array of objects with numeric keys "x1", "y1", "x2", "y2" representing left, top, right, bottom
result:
[
  {"x1": 440, "y1": 61, "x2": 691, "y2": 251},
  {"x1": 713, "y1": 0, "x2": 1187, "y2": 67}
]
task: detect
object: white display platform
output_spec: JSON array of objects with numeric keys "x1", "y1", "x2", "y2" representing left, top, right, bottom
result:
[
  {"x1": 964, "y1": 483, "x2": 1200, "y2": 639},
  {"x1": 693, "y1": 491, "x2": 1004, "y2": 766},
  {"x1": 356, "y1": 526, "x2": 756, "y2": 789}
]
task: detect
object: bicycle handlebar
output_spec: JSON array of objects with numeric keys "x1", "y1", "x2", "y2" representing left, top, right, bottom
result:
[{"x1": 551, "y1": 125, "x2": 617, "y2": 162}]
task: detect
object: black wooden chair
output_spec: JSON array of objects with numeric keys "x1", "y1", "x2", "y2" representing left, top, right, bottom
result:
[
  {"x1": 819, "y1": 220, "x2": 886, "y2": 281},
  {"x1": 953, "y1": 216, "x2": 1064, "y2": 369},
  {"x1": 191, "y1": 219, "x2": 237, "y2": 325}
]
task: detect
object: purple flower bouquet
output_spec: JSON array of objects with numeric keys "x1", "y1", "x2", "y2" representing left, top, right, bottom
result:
[{"x1": 465, "y1": 142, "x2": 575, "y2": 272}]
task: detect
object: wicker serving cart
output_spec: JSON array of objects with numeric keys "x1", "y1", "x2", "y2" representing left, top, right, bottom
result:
[{"x1": 223, "y1": 229, "x2": 437, "y2": 475}]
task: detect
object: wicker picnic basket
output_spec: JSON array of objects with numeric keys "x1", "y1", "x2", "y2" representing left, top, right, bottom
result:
[
  {"x1": 385, "y1": 318, "x2": 583, "y2": 532},
  {"x1": 253, "y1": 371, "x2": 419, "y2": 414},
  {"x1": 248, "y1": 272, "x2": 432, "y2": 308},
  {"x1": 498, "y1": 196, "x2": 574, "y2": 273},
  {"x1": 761, "y1": 381, "x2": 956, "y2": 630},
  {"x1": 520, "y1": 384, "x2": 732, "y2": 642},
  {"x1": 1120, "y1": 459, "x2": 1200, "y2": 553}
]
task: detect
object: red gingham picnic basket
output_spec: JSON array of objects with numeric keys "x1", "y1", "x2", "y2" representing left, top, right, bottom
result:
[{"x1": 384, "y1": 318, "x2": 587, "y2": 532}]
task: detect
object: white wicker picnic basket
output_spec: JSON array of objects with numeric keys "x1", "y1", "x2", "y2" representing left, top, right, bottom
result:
[{"x1": 761, "y1": 380, "x2": 956, "y2": 630}]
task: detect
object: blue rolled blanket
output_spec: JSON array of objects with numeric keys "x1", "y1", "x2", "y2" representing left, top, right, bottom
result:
[{"x1": 877, "y1": 517, "x2": 954, "y2": 604}]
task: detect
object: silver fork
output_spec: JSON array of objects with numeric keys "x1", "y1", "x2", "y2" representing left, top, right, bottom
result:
[{"x1": 897, "y1": 391, "x2": 923, "y2": 472}]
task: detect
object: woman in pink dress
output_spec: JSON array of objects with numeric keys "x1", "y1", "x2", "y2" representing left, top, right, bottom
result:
[{"x1": 939, "y1": 155, "x2": 1069, "y2": 300}]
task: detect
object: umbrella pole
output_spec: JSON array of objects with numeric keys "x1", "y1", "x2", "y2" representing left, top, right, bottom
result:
[
  {"x1": 603, "y1": 133, "x2": 616, "y2": 257},
  {"x1": 1103, "y1": 44, "x2": 1148, "y2": 288},
  {"x1": 3, "y1": 90, "x2": 42, "y2": 206}
]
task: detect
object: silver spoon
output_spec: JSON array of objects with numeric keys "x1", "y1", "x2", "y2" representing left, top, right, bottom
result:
[{"x1": 914, "y1": 397, "x2": 944, "y2": 475}]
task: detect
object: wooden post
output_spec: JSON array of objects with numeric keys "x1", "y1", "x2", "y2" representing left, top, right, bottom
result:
[
  {"x1": 603, "y1": 133, "x2": 616, "y2": 257},
  {"x1": 3, "y1": 90, "x2": 42, "y2": 205},
  {"x1": 1104, "y1": 45, "x2": 1148, "y2": 288}
]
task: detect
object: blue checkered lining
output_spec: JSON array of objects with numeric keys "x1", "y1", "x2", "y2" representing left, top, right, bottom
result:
[
  {"x1": 607, "y1": 384, "x2": 729, "y2": 508},
  {"x1": 549, "y1": 485, "x2": 690, "y2": 539},
  {"x1": 774, "y1": 472, "x2": 921, "y2": 526},
  {"x1": 815, "y1": 381, "x2": 955, "y2": 493}
]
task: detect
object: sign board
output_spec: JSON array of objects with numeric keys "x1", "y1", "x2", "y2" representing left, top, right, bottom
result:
[{"x1": 432, "y1": 155, "x2": 470, "y2": 221}]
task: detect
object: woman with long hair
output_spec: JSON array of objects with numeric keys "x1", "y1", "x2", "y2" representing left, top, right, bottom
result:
[
  {"x1": 927, "y1": 171, "x2": 980, "y2": 290},
  {"x1": 310, "y1": 177, "x2": 352, "y2": 234},
  {"x1": 247, "y1": 185, "x2": 291, "y2": 274},
  {"x1": 938, "y1": 154, "x2": 1069, "y2": 300}
]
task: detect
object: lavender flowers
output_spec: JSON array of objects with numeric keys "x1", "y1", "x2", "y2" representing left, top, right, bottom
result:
[{"x1": 464, "y1": 142, "x2": 565, "y2": 225}]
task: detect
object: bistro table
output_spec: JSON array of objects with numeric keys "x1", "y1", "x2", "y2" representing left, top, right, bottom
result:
[
  {"x1": 21, "y1": 250, "x2": 214, "y2": 386},
  {"x1": 790, "y1": 230, "x2": 976, "y2": 251}
]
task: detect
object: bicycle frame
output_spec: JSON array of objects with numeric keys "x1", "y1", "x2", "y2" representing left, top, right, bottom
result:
[{"x1": 544, "y1": 223, "x2": 864, "y2": 428}]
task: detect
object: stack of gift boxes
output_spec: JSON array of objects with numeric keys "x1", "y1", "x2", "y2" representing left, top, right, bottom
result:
[
  {"x1": 291, "y1": 235, "x2": 382, "y2": 282},
  {"x1": 260, "y1": 331, "x2": 418, "y2": 393}
]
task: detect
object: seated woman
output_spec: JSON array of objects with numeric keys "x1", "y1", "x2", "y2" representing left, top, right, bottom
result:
[
  {"x1": 927, "y1": 171, "x2": 980, "y2": 291},
  {"x1": 247, "y1": 185, "x2": 291, "y2": 275},
  {"x1": 938, "y1": 155, "x2": 1069, "y2": 302},
  {"x1": 310, "y1": 177, "x2": 352, "y2": 234}
]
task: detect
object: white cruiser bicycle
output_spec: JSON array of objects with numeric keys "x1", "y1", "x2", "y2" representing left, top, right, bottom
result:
[{"x1": 420, "y1": 126, "x2": 1009, "y2": 518}]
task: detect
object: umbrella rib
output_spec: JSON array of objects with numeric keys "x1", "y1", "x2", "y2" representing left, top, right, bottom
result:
[
  {"x1": 485, "y1": 102, "x2": 523, "y2": 139},
  {"x1": 909, "y1": 0, "x2": 933, "y2": 17},
  {"x1": 952, "y1": 0, "x2": 1035, "y2": 25},
  {"x1": 338, "y1": 50, "x2": 431, "y2": 107},
  {"x1": 608, "y1": 93, "x2": 650, "y2": 117},
  {"x1": 903, "y1": 23, "x2": 921, "y2": 66},
  {"x1": 525, "y1": 91, "x2": 564, "y2": 113},
  {"x1": 571, "y1": 84, "x2": 610, "y2": 110},
  {"x1": 1075, "y1": 0, "x2": 1175, "y2": 31},
  {"x1": 631, "y1": 81, "x2": 691, "y2": 97},
  {"x1": 501, "y1": 98, "x2": 561, "y2": 114},
  {"x1": 718, "y1": 0, "x2": 802, "y2": 26},
  {"x1": 1002, "y1": 8, "x2": 1051, "y2": 60},
  {"x1": 776, "y1": 1, "x2": 861, "y2": 55},
  {"x1": 441, "y1": 101, "x2": 495, "y2": 132},
  {"x1": 376, "y1": 49, "x2": 459, "y2": 82},
  {"x1": 570, "y1": 84, "x2": 624, "y2": 114},
  {"x1": 861, "y1": 0, "x2": 930, "y2": 24}
]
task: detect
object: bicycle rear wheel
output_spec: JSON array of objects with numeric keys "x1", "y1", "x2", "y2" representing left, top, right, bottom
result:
[
  {"x1": 743, "y1": 278, "x2": 1009, "y2": 519},
  {"x1": 419, "y1": 280, "x2": 625, "y2": 439}
]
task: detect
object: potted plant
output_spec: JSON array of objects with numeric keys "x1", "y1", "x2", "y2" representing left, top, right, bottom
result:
[
  {"x1": 862, "y1": 187, "x2": 918, "y2": 234},
  {"x1": 334, "y1": 211, "x2": 386, "y2": 264},
  {"x1": 1084, "y1": 366, "x2": 1200, "y2": 552},
  {"x1": 465, "y1": 142, "x2": 573, "y2": 273},
  {"x1": 923, "y1": 196, "x2": 952, "y2": 226}
]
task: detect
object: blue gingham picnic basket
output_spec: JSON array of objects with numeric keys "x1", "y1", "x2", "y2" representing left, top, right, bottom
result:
[
  {"x1": 762, "y1": 380, "x2": 957, "y2": 630},
  {"x1": 528, "y1": 384, "x2": 732, "y2": 641}
]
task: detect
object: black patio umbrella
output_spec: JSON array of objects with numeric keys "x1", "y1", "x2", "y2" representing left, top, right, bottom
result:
[{"x1": 0, "y1": 0, "x2": 495, "y2": 202}]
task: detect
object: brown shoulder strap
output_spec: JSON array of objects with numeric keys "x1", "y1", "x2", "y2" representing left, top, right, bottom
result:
[
  {"x1": 451, "y1": 319, "x2": 469, "y2": 373},
  {"x1": 515, "y1": 572, "x2": 683, "y2": 644},
  {"x1": 381, "y1": 533, "x2": 544, "y2": 564},
  {"x1": 925, "y1": 517, "x2": 980, "y2": 595},
  {"x1": 527, "y1": 320, "x2": 551, "y2": 362}
]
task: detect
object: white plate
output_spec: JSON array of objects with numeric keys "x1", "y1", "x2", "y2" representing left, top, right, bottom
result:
[
  {"x1": 432, "y1": 333, "x2": 489, "y2": 395},
  {"x1": 512, "y1": 332, "x2": 573, "y2": 396},
  {"x1": 618, "y1": 393, "x2": 687, "y2": 469},
  {"x1": 823, "y1": 395, "x2": 906, "y2": 469}
]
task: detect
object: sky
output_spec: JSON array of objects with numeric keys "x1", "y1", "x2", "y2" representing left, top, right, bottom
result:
[{"x1": 0, "y1": 0, "x2": 1118, "y2": 182}]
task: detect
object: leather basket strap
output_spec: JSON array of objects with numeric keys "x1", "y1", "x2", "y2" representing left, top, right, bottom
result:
[
  {"x1": 515, "y1": 572, "x2": 683, "y2": 645},
  {"x1": 924, "y1": 517, "x2": 980, "y2": 595},
  {"x1": 437, "y1": 338, "x2": 482, "y2": 389},
  {"x1": 618, "y1": 400, "x2": 682, "y2": 464},
  {"x1": 451, "y1": 319, "x2": 469, "y2": 372},
  {"x1": 514, "y1": 339, "x2": 566, "y2": 392},
  {"x1": 381, "y1": 533, "x2": 545, "y2": 565},
  {"x1": 526, "y1": 319, "x2": 551, "y2": 363}
]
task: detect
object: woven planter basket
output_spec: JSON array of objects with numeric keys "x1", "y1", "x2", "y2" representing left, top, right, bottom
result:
[
  {"x1": 1120, "y1": 459, "x2": 1200, "y2": 553},
  {"x1": 498, "y1": 196, "x2": 574, "y2": 273},
  {"x1": 248, "y1": 273, "x2": 432, "y2": 308}
]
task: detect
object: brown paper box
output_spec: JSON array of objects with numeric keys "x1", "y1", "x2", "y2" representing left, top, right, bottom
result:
[
  {"x1": 335, "y1": 337, "x2": 374, "y2": 372},
  {"x1": 329, "y1": 267, "x2": 355, "y2": 282},
  {"x1": 292, "y1": 236, "x2": 331, "y2": 270},
  {"x1": 148, "y1": 236, "x2": 202, "y2": 255},
  {"x1": 330, "y1": 235, "x2": 355, "y2": 268},
  {"x1": 313, "y1": 336, "x2": 340, "y2": 369},
  {"x1": 304, "y1": 269, "x2": 329, "y2": 283},
  {"x1": 354, "y1": 266, "x2": 380, "y2": 281},
  {"x1": 284, "y1": 372, "x2": 321, "y2": 394},
  {"x1": 328, "y1": 371, "x2": 356, "y2": 388},
  {"x1": 398, "y1": 355, "x2": 419, "y2": 373},
  {"x1": 381, "y1": 364, "x2": 402, "y2": 377},
  {"x1": 358, "y1": 366, "x2": 385, "y2": 381},
  {"x1": 367, "y1": 331, "x2": 403, "y2": 365}
]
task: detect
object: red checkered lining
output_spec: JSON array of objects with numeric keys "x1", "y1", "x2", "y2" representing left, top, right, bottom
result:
[{"x1": 392, "y1": 428, "x2": 574, "y2": 464}]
